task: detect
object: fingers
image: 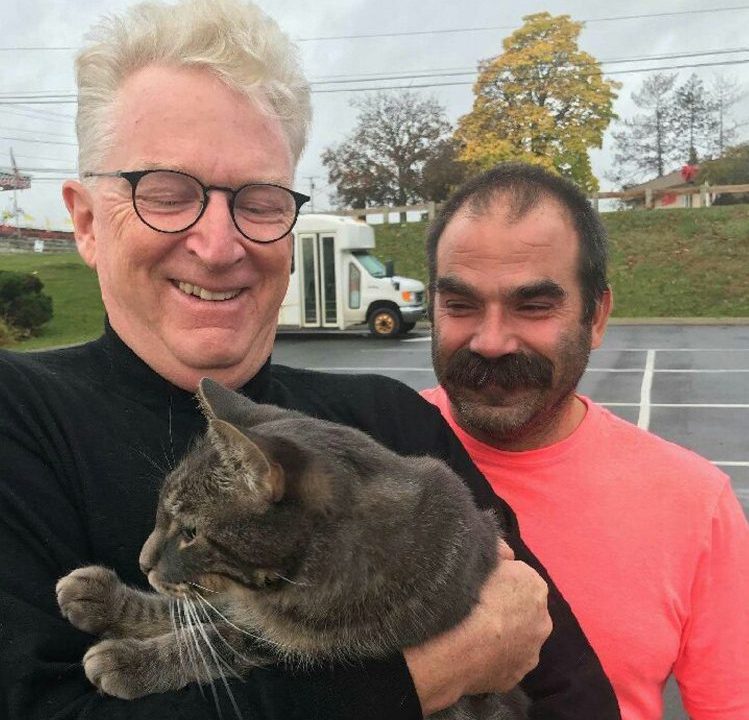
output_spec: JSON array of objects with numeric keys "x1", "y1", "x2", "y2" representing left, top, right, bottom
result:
[{"x1": 497, "y1": 538, "x2": 515, "y2": 561}]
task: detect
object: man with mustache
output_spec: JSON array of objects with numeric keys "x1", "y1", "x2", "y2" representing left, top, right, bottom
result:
[{"x1": 422, "y1": 162, "x2": 749, "y2": 720}]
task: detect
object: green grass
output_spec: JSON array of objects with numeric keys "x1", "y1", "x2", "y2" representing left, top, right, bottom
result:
[
  {"x1": 2, "y1": 204, "x2": 748, "y2": 351},
  {"x1": 0, "y1": 253, "x2": 104, "y2": 350},
  {"x1": 374, "y1": 204, "x2": 749, "y2": 318}
]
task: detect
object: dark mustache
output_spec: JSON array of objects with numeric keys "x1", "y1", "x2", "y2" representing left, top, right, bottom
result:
[{"x1": 443, "y1": 349, "x2": 554, "y2": 391}]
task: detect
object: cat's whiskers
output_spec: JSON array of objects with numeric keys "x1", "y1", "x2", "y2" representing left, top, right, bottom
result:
[
  {"x1": 192, "y1": 589, "x2": 280, "y2": 649},
  {"x1": 169, "y1": 598, "x2": 186, "y2": 678},
  {"x1": 188, "y1": 580, "x2": 218, "y2": 594},
  {"x1": 177, "y1": 599, "x2": 207, "y2": 699},
  {"x1": 167, "y1": 399, "x2": 176, "y2": 469},
  {"x1": 132, "y1": 442, "x2": 171, "y2": 477},
  {"x1": 275, "y1": 572, "x2": 311, "y2": 587},
  {"x1": 184, "y1": 597, "x2": 223, "y2": 715},
  {"x1": 189, "y1": 597, "x2": 245, "y2": 720},
  {"x1": 193, "y1": 593, "x2": 253, "y2": 666}
]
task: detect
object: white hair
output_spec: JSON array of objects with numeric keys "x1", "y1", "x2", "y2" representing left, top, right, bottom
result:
[{"x1": 75, "y1": 0, "x2": 311, "y2": 174}]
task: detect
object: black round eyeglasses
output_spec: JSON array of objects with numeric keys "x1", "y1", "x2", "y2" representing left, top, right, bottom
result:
[{"x1": 83, "y1": 168, "x2": 310, "y2": 243}]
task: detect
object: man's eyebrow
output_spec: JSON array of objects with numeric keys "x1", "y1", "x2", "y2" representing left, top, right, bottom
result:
[
  {"x1": 509, "y1": 280, "x2": 567, "y2": 302},
  {"x1": 435, "y1": 276, "x2": 478, "y2": 297}
]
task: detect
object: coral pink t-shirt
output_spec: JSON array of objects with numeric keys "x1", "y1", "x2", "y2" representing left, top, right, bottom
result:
[{"x1": 422, "y1": 386, "x2": 749, "y2": 720}]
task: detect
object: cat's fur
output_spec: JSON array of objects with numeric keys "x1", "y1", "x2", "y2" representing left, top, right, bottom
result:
[{"x1": 57, "y1": 378, "x2": 529, "y2": 719}]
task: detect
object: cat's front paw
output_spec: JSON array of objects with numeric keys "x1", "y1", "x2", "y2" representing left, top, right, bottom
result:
[
  {"x1": 56, "y1": 566, "x2": 124, "y2": 636},
  {"x1": 83, "y1": 637, "x2": 184, "y2": 699}
]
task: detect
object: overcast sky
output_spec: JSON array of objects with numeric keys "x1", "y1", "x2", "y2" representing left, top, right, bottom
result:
[{"x1": 2, "y1": 0, "x2": 748, "y2": 229}]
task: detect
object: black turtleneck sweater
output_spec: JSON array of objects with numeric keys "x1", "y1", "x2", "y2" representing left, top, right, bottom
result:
[{"x1": 0, "y1": 324, "x2": 619, "y2": 720}]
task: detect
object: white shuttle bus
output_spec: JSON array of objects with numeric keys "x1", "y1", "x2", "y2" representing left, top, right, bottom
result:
[{"x1": 278, "y1": 214, "x2": 426, "y2": 337}]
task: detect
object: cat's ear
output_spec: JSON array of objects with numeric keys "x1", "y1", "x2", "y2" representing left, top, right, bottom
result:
[
  {"x1": 207, "y1": 419, "x2": 285, "y2": 503},
  {"x1": 197, "y1": 378, "x2": 296, "y2": 427}
]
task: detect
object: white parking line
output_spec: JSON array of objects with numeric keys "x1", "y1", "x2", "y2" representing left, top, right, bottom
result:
[
  {"x1": 602, "y1": 403, "x2": 749, "y2": 408},
  {"x1": 587, "y1": 369, "x2": 749, "y2": 373},
  {"x1": 602, "y1": 348, "x2": 749, "y2": 352},
  {"x1": 637, "y1": 350, "x2": 656, "y2": 430}
]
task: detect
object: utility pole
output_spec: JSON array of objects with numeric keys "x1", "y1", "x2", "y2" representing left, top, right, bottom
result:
[
  {"x1": 9, "y1": 149, "x2": 23, "y2": 240},
  {"x1": 304, "y1": 175, "x2": 319, "y2": 212}
]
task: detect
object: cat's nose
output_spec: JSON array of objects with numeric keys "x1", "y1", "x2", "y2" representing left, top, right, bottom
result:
[{"x1": 139, "y1": 530, "x2": 162, "y2": 575}]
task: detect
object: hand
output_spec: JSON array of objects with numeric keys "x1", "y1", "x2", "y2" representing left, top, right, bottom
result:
[{"x1": 403, "y1": 541, "x2": 551, "y2": 715}]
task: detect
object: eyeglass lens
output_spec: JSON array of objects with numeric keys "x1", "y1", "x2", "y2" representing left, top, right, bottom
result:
[{"x1": 133, "y1": 170, "x2": 298, "y2": 242}]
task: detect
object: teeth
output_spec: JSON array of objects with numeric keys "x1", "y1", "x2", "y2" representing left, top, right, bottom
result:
[{"x1": 176, "y1": 281, "x2": 241, "y2": 301}]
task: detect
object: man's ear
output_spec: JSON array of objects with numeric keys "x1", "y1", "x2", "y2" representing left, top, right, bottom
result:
[
  {"x1": 62, "y1": 180, "x2": 97, "y2": 269},
  {"x1": 591, "y1": 287, "x2": 613, "y2": 349}
]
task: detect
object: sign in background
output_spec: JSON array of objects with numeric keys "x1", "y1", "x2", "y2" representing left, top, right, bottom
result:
[{"x1": 0, "y1": 171, "x2": 31, "y2": 191}]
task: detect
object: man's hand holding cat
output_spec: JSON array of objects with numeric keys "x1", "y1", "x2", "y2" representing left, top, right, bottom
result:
[{"x1": 403, "y1": 542, "x2": 551, "y2": 715}]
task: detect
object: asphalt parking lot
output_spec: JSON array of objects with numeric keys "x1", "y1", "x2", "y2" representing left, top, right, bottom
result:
[{"x1": 274, "y1": 323, "x2": 749, "y2": 720}]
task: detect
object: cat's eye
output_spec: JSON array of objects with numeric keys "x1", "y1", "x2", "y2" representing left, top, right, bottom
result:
[{"x1": 180, "y1": 526, "x2": 198, "y2": 543}]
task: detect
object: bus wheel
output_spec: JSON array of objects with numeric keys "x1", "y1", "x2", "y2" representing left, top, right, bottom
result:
[{"x1": 368, "y1": 307, "x2": 401, "y2": 338}]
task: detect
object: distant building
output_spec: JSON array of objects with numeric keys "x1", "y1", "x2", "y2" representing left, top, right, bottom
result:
[
  {"x1": 0, "y1": 224, "x2": 76, "y2": 253},
  {"x1": 623, "y1": 165, "x2": 711, "y2": 209}
]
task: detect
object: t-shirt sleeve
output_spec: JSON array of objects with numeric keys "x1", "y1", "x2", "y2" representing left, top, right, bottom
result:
[{"x1": 673, "y1": 480, "x2": 749, "y2": 719}]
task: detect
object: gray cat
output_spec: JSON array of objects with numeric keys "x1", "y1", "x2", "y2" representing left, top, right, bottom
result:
[{"x1": 56, "y1": 378, "x2": 528, "y2": 719}]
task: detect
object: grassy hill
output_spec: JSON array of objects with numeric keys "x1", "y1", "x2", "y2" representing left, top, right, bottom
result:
[
  {"x1": 1, "y1": 204, "x2": 747, "y2": 350},
  {"x1": 375, "y1": 204, "x2": 749, "y2": 318}
]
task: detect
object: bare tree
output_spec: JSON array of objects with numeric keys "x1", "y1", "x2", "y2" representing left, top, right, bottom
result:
[
  {"x1": 672, "y1": 73, "x2": 720, "y2": 164},
  {"x1": 612, "y1": 73, "x2": 679, "y2": 181},
  {"x1": 710, "y1": 75, "x2": 743, "y2": 157},
  {"x1": 321, "y1": 92, "x2": 457, "y2": 214}
]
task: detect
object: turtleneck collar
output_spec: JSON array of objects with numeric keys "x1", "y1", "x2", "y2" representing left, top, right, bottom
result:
[{"x1": 89, "y1": 317, "x2": 274, "y2": 413}]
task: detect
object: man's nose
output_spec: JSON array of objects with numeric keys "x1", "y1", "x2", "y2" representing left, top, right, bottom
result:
[
  {"x1": 468, "y1": 309, "x2": 522, "y2": 358},
  {"x1": 183, "y1": 190, "x2": 247, "y2": 266}
]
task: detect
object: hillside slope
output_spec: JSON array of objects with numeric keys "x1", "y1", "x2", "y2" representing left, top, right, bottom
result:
[{"x1": 374, "y1": 204, "x2": 749, "y2": 317}]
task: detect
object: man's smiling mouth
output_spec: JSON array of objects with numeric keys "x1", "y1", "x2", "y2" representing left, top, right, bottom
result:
[{"x1": 174, "y1": 281, "x2": 243, "y2": 302}]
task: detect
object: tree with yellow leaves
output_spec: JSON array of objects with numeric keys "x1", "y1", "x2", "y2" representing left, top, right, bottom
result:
[{"x1": 455, "y1": 12, "x2": 619, "y2": 193}]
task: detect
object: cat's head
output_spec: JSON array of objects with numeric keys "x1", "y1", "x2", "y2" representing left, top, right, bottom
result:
[{"x1": 139, "y1": 379, "x2": 333, "y2": 602}]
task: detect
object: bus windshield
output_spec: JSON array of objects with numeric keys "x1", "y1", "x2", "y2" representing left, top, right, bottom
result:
[{"x1": 352, "y1": 250, "x2": 388, "y2": 278}]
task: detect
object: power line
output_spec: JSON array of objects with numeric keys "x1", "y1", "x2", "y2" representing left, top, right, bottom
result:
[
  {"x1": 309, "y1": 48, "x2": 749, "y2": 86},
  {"x1": 0, "y1": 106, "x2": 75, "y2": 122},
  {"x1": 310, "y1": 58, "x2": 749, "y2": 94},
  {"x1": 20, "y1": 177, "x2": 76, "y2": 182},
  {"x1": 1, "y1": 46, "x2": 747, "y2": 106},
  {"x1": 0, "y1": 135, "x2": 77, "y2": 146},
  {"x1": 6, "y1": 166, "x2": 78, "y2": 173},
  {"x1": 1, "y1": 6, "x2": 748, "y2": 49},
  {"x1": 12, "y1": 152, "x2": 76, "y2": 163},
  {"x1": 0, "y1": 125, "x2": 76, "y2": 140},
  {"x1": 0, "y1": 100, "x2": 77, "y2": 106},
  {"x1": 310, "y1": 47, "x2": 749, "y2": 83},
  {"x1": 295, "y1": 6, "x2": 749, "y2": 41}
]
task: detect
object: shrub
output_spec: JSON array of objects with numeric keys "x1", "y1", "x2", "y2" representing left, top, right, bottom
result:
[
  {"x1": 0, "y1": 270, "x2": 54, "y2": 337},
  {"x1": 0, "y1": 317, "x2": 14, "y2": 348}
]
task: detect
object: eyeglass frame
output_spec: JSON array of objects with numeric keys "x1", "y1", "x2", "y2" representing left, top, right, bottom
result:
[{"x1": 82, "y1": 168, "x2": 310, "y2": 243}]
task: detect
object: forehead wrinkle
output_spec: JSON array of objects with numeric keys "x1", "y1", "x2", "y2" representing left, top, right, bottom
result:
[{"x1": 124, "y1": 161, "x2": 291, "y2": 188}]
